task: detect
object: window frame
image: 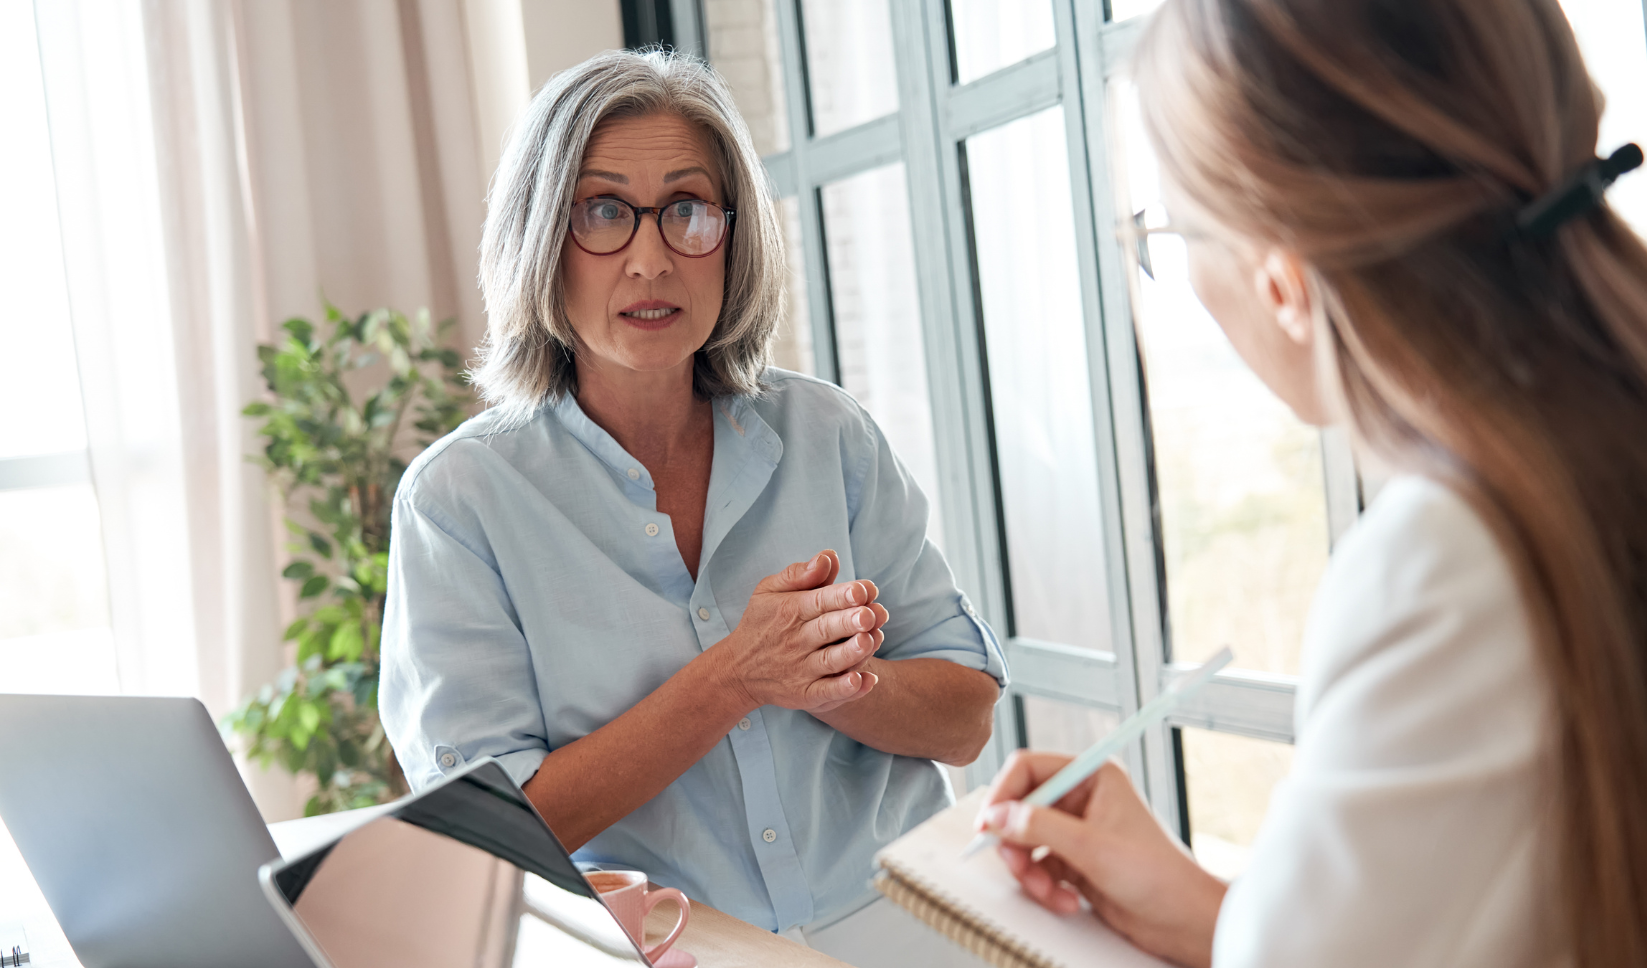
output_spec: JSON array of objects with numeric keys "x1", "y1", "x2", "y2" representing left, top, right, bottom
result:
[{"x1": 696, "y1": 0, "x2": 1360, "y2": 830}]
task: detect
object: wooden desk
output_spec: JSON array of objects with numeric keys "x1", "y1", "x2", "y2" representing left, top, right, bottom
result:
[
  {"x1": 645, "y1": 899, "x2": 849, "y2": 968},
  {"x1": 2, "y1": 812, "x2": 846, "y2": 968},
  {"x1": 270, "y1": 812, "x2": 848, "y2": 966}
]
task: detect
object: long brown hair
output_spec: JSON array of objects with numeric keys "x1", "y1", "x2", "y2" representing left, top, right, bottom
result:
[{"x1": 1134, "y1": 1, "x2": 1647, "y2": 963}]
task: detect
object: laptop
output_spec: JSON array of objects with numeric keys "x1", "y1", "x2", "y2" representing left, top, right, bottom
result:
[
  {"x1": 0, "y1": 694, "x2": 313, "y2": 968},
  {"x1": 260, "y1": 757, "x2": 652, "y2": 968}
]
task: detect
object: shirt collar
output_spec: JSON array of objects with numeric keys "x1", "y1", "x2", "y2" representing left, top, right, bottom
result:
[
  {"x1": 701, "y1": 394, "x2": 782, "y2": 571},
  {"x1": 551, "y1": 392, "x2": 655, "y2": 488},
  {"x1": 549, "y1": 391, "x2": 783, "y2": 489}
]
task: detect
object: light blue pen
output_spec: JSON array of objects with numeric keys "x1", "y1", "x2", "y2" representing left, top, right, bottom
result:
[{"x1": 960, "y1": 645, "x2": 1236, "y2": 860}]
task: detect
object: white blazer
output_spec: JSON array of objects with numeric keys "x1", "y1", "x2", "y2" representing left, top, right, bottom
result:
[{"x1": 1212, "y1": 476, "x2": 1565, "y2": 968}]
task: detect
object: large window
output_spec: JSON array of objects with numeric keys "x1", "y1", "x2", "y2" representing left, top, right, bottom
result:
[
  {"x1": 696, "y1": 0, "x2": 1647, "y2": 875},
  {"x1": 698, "y1": 0, "x2": 1323, "y2": 868},
  {"x1": 0, "y1": 0, "x2": 117, "y2": 697}
]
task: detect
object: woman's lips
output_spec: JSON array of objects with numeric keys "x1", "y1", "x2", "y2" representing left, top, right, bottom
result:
[{"x1": 620, "y1": 303, "x2": 681, "y2": 329}]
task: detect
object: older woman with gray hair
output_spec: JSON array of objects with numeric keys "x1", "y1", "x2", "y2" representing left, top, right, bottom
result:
[{"x1": 379, "y1": 49, "x2": 1006, "y2": 963}]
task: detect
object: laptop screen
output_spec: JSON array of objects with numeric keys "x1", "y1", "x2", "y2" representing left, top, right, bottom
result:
[{"x1": 266, "y1": 762, "x2": 648, "y2": 968}]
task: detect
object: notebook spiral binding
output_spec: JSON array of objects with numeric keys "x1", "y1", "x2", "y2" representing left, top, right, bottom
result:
[
  {"x1": 0, "y1": 944, "x2": 28, "y2": 967},
  {"x1": 873, "y1": 864, "x2": 1061, "y2": 968}
]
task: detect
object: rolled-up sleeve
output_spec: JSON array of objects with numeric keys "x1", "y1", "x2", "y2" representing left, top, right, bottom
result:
[
  {"x1": 379, "y1": 495, "x2": 551, "y2": 791},
  {"x1": 846, "y1": 413, "x2": 1008, "y2": 689}
]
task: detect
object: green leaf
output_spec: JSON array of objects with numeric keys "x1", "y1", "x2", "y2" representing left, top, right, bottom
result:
[
  {"x1": 309, "y1": 497, "x2": 338, "y2": 525},
  {"x1": 295, "y1": 628, "x2": 323, "y2": 663},
  {"x1": 329, "y1": 622, "x2": 365, "y2": 662},
  {"x1": 243, "y1": 401, "x2": 272, "y2": 417},
  {"x1": 282, "y1": 561, "x2": 315, "y2": 581},
  {"x1": 299, "y1": 575, "x2": 330, "y2": 599},
  {"x1": 282, "y1": 317, "x2": 315, "y2": 346},
  {"x1": 309, "y1": 532, "x2": 333, "y2": 558},
  {"x1": 282, "y1": 617, "x2": 309, "y2": 641},
  {"x1": 352, "y1": 673, "x2": 378, "y2": 710},
  {"x1": 297, "y1": 701, "x2": 321, "y2": 733},
  {"x1": 312, "y1": 604, "x2": 347, "y2": 626}
]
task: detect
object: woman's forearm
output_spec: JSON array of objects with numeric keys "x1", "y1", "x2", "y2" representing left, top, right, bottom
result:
[
  {"x1": 521, "y1": 648, "x2": 748, "y2": 851},
  {"x1": 521, "y1": 558, "x2": 900, "y2": 850},
  {"x1": 811, "y1": 658, "x2": 999, "y2": 765},
  {"x1": 520, "y1": 652, "x2": 995, "y2": 848}
]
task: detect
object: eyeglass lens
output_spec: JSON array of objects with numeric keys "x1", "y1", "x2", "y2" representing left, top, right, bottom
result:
[{"x1": 570, "y1": 197, "x2": 729, "y2": 256}]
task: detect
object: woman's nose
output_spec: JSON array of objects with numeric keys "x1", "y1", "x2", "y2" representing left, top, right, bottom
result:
[{"x1": 623, "y1": 217, "x2": 674, "y2": 279}]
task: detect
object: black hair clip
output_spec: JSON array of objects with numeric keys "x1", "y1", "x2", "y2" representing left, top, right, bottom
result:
[{"x1": 1516, "y1": 143, "x2": 1643, "y2": 238}]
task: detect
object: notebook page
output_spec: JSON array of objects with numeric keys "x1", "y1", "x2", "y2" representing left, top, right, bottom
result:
[{"x1": 874, "y1": 788, "x2": 1169, "y2": 968}]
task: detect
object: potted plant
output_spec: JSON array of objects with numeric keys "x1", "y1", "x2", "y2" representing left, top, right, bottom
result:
[{"x1": 224, "y1": 304, "x2": 472, "y2": 815}]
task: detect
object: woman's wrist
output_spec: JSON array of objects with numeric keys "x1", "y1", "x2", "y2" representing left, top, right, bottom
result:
[
  {"x1": 1146, "y1": 863, "x2": 1226, "y2": 968},
  {"x1": 692, "y1": 635, "x2": 759, "y2": 720}
]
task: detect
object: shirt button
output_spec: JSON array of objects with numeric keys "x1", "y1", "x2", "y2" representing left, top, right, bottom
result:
[
  {"x1": 738, "y1": 717, "x2": 751, "y2": 731},
  {"x1": 762, "y1": 828, "x2": 777, "y2": 843},
  {"x1": 697, "y1": 607, "x2": 711, "y2": 621},
  {"x1": 439, "y1": 753, "x2": 456, "y2": 768},
  {"x1": 962, "y1": 602, "x2": 976, "y2": 616},
  {"x1": 627, "y1": 467, "x2": 640, "y2": 480},
  {"x1": 644, "y1": 523, "x2": 660, "y2": 537}
]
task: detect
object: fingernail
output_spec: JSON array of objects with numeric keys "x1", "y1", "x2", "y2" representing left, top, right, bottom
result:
[
  {"x1": 865, "y1": 672, "x2": 879, "y2": 687},
  {"x1": 811, "y1": 553, "x2": 825, "y2": 568},
  {"x1": 980, "y1": 803, "x2": 1010, "y2": 831},
  {"x1": 848, "y1": 583, "x2": 863, "y2": 604},
  {"x1": 857, "y1": 609, "x2": 872, "y2": 630}
]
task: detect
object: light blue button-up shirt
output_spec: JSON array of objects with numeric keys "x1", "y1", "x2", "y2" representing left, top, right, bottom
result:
[{"x1": 380, "y1": 368, "x2": 1007, "y2": 931}]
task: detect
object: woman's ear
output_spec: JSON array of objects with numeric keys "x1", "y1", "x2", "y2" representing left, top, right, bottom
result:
[{"x1": 1255, "y1": 249, "x2": 1314, "y2": 346}]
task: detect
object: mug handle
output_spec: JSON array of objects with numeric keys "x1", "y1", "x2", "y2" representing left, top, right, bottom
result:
[{"x1": 640, "y1": 886, "x2": 690, "y2": 960}]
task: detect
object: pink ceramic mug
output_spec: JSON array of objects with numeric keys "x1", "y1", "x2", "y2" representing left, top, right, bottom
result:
[{"x1": 587, "y1": 870, "x2": 690, "y2": 961}]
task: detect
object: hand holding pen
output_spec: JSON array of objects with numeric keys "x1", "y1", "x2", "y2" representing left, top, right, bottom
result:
[{"x1": 969, "y1": 647, "x2": 1235, "y2": 968}]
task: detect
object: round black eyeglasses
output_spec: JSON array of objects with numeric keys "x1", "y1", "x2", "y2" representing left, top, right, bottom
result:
[{"x1": 568, "y1": 195, "x2": 736, "y2": 258}]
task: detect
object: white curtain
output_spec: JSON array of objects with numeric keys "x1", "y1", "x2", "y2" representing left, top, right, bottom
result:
[
  {"x1": 31, "y1": 0, "x2": 575, "y2": 818},
  {"x1": 35, "y1": 0, "x2": 206, "y2": 707}
]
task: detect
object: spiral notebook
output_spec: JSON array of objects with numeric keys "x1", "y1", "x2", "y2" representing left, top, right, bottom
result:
[
  {"x1": 0, "y1": 923, "x2": 29, "y2": 967},
  {"x1": 873, "y1": 788, "x2": 1169, "y2": 968}
]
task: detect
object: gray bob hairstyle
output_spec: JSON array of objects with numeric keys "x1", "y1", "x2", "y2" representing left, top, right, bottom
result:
[{"x1": 472, "y1": 49, "x2": 784, "y2": 417}]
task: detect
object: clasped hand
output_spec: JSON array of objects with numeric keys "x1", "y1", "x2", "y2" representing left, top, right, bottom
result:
[{"x1": 712, "y1": 549, "x2": 889, "y2": 715}]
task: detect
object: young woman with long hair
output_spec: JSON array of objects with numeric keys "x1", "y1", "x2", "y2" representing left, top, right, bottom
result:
[{"x1": 975, "y1": 1, "x2": 1647, "y2": 965}]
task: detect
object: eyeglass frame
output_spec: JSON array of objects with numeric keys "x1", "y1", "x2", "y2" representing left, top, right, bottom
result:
[
  {"x1": 567, "y1": 194, "x2": 737, "y2": 259},
  {"x1": 1119, "y1": 207, "x2": 1211, "y2": 281}
]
